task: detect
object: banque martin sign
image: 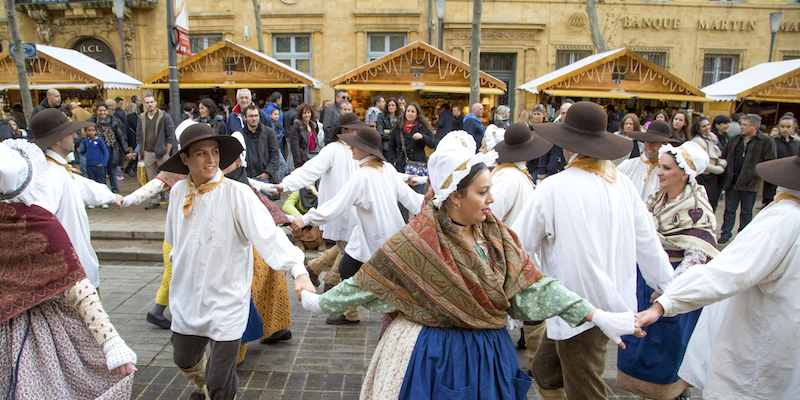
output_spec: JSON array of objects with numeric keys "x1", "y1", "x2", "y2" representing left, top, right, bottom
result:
[{"x1": 622, "y1": 17, "x2": 763, "y2": 31}]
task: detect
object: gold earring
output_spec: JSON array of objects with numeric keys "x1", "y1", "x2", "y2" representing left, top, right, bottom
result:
[{"x1": 455, "y1": 202, "x2": 461, "y2": 210}]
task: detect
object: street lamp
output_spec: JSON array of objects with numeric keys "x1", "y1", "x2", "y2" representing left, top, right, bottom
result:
[
  {"x1": 434, "y1": 0, "x2": 446, "y2": 50},
  {"x1": 769, "y1": 12, "x2": 783, "y2": 62},
  {"x1": 112, "y1": 0, "x2": 126, "y2": 73}
]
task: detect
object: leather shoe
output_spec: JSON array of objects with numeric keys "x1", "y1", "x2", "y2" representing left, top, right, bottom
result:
[
  {"x1": 306, "y1": 266, "x2": 320, "y2": 287},
  {"x1": 125, "y1": 169, "x2": 136, "y2": 177},
  {"x1": 718, "y1": 235, "x2": 731, "y2": 244},
  {"x1": 144, "y1": 202, "x2": 160, "y2": 210},
  {"x1": 260, "y1": 328, "x2": 292, "y2": 344},
  {"x1": 146, "y1": 312, "x2": 171, "y2": 329},
  {"x1": 188, "y1": 391, "x2": 206, "y2": 400},
  {"x1": 326, "y1": 315, "x2": 360, "y2": 325}
]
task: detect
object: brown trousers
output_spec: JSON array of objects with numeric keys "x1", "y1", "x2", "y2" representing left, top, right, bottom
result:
[{"x1": 532, "y1": 326, "x2": 609, "y2": 400}]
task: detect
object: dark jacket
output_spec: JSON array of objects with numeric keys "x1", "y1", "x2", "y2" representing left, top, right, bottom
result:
[
  {"x1": 287, "y1": 119, "x2": 319, "y2": 168},
  {"x1": 452, "y1": 115, "x2": 463, "y2": 132},
  {"x1": 538, "y1": 145, "x2": 566, "y2": 177},
  {"x1": 114, "y1": 108, "x2": 126, "y2": 124},
  {"x1": 125, "y1": 113, "x2": 139, "y2": 150},
  {"x1": 226, "y1": 104, "x2": 270, "y2": 135},
  {"x1": 376, "y1": 112, "x2": 398, "y2": 152},
  {"x1": 30, "y1": 98, "x2": 56, "y2": 119},
  {"x1": 388, "y1": 121, "x2": 436, "y2": 172},
  {"x1": 195, "y1": 115, "x2": 226, "y2": 136},
  {"x1": 0, "y1": 120, "x2": 17, "y2": 140},
  {"x1": 283, "y1": 108, "x2": 297, "y2": 133},
  {"x1": 462, "y1": 114, "x2": 485, "y2": 152},
  {"x1": 773, "y1": 134, "x2": 799, "y2": 160},
  {"x1": 136, "y1": 109, "x2": 177, "y2": 160},
  {"x1": 434, "y1": 110, "x2": 454, "y2": 137},
  {"x1": 722, "y1": 132, "x2": 776, "y2": 192},
  {"x1": 240, "y1": 123, "x2": 282, "y2": 181},
  {"x1": 90, "y1": 115, "x2": 128, "y2": 167}
]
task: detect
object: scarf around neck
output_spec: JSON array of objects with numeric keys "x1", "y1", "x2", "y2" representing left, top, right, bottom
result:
[
  {"x1": 646, "y1": 182, "x2": 719, "y2": 260},
  {"x1": 566, "y1": 154, "x2": 618, "y2": 182},
  {"x1": 0, "y1": 203, "x2": 86, "y2": 323},
  {"x1": 183, "y1": 175, "x2": 224, "y2": 218},
  {"x1": 353, "y1": 201, "x2": 544, "y2": 329}
]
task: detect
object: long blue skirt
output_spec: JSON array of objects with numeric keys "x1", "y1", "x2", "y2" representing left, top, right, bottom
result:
[
  {"x1": 617, "y1": 263, "x2": 701, "y2": 385},
  {"x1": 398, "y1": 326, "x2": 531, "y2": 400}
]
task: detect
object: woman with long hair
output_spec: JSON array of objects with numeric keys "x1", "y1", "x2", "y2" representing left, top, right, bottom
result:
[
  {"x1": 671, "y1": 110, "x2": 692, "y2": 143},
  {"x1": 194, "y1": 98, "x2": 226, "y2": 136},
  {"x1": 494, "y1": 105, "x2": 511, "y2": 129},
  {"x1": 286, "y1": 103, "x2": 322, "y2": 167},
  {"x1": 617, "y1": 141, "x2": 718, "y2": 400},
  {"x1": 655, "y1": 110, "x2": 670, "y2": 123},
  {"x1": 388, "y1": 102, "x2": 436, "y2": 174},
  {"x1": 691, "y1": 116, "x2": 727, "y2": 211},
  {"x1": 376, "y1": 97, "x2": 401, "y2": 160},
  {"x1": 612, "y1": 113, "x2": 643, "y2": 165},
  {"x1": 710, "y1": 114, "x2": 731, "y2": 150}
]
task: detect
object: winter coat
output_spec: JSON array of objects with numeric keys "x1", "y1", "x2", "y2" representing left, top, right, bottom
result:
[{"x1": 388, "y1": 121, "x2": 436, "y2": 172}]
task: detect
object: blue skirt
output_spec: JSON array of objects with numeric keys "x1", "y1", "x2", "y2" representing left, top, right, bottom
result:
[
  {"x1": 398, "y1": 326, "x2": 531, "y2": 400},
  {"x1": 617, "y1": 264, "x2": 701, "y2": 385},
  {"x1": 240, "y1": 298, "x2": 264, "y2": 344}
]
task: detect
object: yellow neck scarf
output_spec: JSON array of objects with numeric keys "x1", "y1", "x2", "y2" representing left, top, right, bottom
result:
[
  {"x1": 765, "y1": 192, "x2": 800, "y2": 210},
  {"x1": 642, "y1": 156, "x2": 659, "y2": 182},
  {"x1": 183, "y1": 177, "x2": 224, "y2": 218},
  {"x1": 565, "y1": 155, "x2": 618, "y2": 182},
  {"x1": 493, "y1": 163, "x2": 534, "y2": 187},
  {"x1": 46, "y1": 155, "x2": 77, "y2": 179},
  {"x1": 360, "y1": 159, "x2": 383, "y2": 172}
]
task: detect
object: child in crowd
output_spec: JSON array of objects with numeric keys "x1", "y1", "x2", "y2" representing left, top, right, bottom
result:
[{"x1": 81, "y1": 125, "x2": 110, "y2": 209}]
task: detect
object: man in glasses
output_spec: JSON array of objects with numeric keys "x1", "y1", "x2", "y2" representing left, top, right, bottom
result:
[
  {"x1": 324, "y1": 89, "x2": 350, "y2": 139},
  {"x1": 718, "y1": 113, "x2": 776, "y2": 243}
]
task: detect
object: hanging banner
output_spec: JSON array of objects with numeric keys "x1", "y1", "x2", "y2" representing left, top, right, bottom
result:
[{"x1": 175, "y1": 0, "x2": 191, "y2": 57}]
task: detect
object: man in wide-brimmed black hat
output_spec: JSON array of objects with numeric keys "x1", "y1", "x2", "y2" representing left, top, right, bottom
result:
[
  {"x1": 511, "y1": 101, "x2": 674, "y2": 400},
  {"x1": 161, "y1": 123, "x2": 314, "y2": 399},
  {"x1": 30, "y1": 108, "x2": 123, "y2": 290},
  {"x1": 289, "y1": 127, "x2": 424, "y2": 325},
  {"x1": 636, "y1": 145, "x2": 800, "y2": 400},
  {"x1": 618, "y1": 120, "x2": 681, "y2": 201}
]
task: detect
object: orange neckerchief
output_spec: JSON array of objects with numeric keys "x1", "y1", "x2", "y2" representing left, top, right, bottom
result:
[
  {"x1": 565, "y1": 154, "x2": 618, "y2": 183},
  {"x1": 360, "y1": 159, "x2": 383, "y2": 172},
  {"x1": 493, "y1": 163, "x2": 534, "y2": 187},
  {"x1": 46, "y1": 155, "x2": 77, "y2": 179},
  {"x1": 642, "y1": 156, "x2": 659, "y2": 182},
  {"x1": 183, "y1": 177, "x2": 224, "y2": 218},
  {"x1": 765, "y1": 192, "x2": 800, "y2": 210}
]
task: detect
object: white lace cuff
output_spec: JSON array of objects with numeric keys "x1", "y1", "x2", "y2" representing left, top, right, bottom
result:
[
  {"x1": 591, "y1": 310, "x2": 635, "y2": 344},
  {"x1": 103, "y1": 336, "x2": 137, "y2": 370}
]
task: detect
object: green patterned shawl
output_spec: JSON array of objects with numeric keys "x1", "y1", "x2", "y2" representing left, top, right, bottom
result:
[{"x1": 353, "y1": 201, "x2": 544, "y2": 329}]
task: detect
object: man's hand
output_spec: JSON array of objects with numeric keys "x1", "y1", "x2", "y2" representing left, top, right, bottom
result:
[
  {"x1": 257, "y1": 173, "x2": 270, "y2": 181},
  {"x1": 271, "y1": 184, "x2": 284, "y2": 193},
  {"x1": 113, "y1": 194, "x2": 124, "y2": 209},
  {"x1": 635, "y1": 303, "x2": 665, "y2": 328},
  {"x1": 294, "y1": 274, "x2": 316, "y2": 302},
  {"x1": 125, "y1": 153, "x2": 136, "y2": 161},
  {"x1": 138, "y1": 154, "x2": 142, "y2": 162},
  {"x1": 412, "y1": 133, "x2": 423, "y2": 140},
  {"x1": 111, "y1": 363, "x2": 137, "y2": 375},
  {"x1": 650, "y1": 291, "x2": 662, "y2": 304},
  {"x1": 290, "y1": 215, "x2": 306, "y2": 231}
]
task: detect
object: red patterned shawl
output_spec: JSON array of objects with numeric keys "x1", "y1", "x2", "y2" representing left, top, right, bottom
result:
[
  {"x1": 353, "y1": 201, "x2": 545, "y2": 329},
  {"x1": 0, "y1": 203, "x2": 86, "y2": 324}
]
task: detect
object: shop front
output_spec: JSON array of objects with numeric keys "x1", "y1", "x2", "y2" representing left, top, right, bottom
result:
[
  {"x1": 517, "y1": 48, "x2": 708, "y2": 121},
  {"x1": 329, "y1": 41, "x2": 506, "y2": 131},
  {"x1": 703, "y1": 59, "x2": 800, "y2": 128},
  {"x1": 0, "y1": 43, "x2": 142, "y2": 119},
  {"x1": 140, "y1": 40, "x2": 323, "y2": 110}
]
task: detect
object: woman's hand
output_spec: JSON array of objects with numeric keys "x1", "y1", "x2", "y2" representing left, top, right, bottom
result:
[
  {"x1": 290, "y1": 215, "x2": 307, "y2": 231},
  {"x1": 412, "y1": 133, "x2": 423, "y2": 140},
  {"x1": 111, "y1": 363, "x2": 137, "y2": 375}
]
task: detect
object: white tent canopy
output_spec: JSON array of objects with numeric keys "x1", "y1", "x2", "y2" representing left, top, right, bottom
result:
[
  {"x1": 702, "y1": 59, "x2": 800, "y2": 101},
  {"x1": 34, "y1": 44, "x2": 143, "y2": 90},
  {"x1": 517, "y1": 49, "x2": 625, "y2": 94}
]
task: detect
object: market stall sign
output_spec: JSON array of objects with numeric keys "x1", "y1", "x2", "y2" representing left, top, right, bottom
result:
[
  {"x1": 622, "y1": 17, "x2": 759, "y2": 31},
  {"x1": 72, "y1": 39, "x2": 116, "y2": 67}
]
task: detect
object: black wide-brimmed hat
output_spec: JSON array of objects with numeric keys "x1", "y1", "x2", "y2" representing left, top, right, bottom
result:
[
  {"x1": 333, "y1": 113, "x2": 370, "y2": 136},
  {"x1": 628, "y1": 120, "x2": 680, "y2": 144},
  {"x1": 494, "y1": 123, "x2": 553, "y2": 164},
  {"x1": 531, "y1": 101, "x2": 632, "y2": 160},
  {"x1": 756, "y1": 145, "x2": 800, "y2": 191},
  {"x1": 340, "y1": 127, "x2": 386, "y2": 161},
  {"x1": 30, "y1": 108, "x2": 94, "y2": 150},
  {"x1": 159, "y1": 124, "x2": 244, "y2": 174}
]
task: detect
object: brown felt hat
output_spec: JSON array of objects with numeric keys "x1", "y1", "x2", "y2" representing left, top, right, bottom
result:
[
  {"x1": 30, "y1": 108, "x2": 94, "y2": 150},
  {"x1": 494, "y1": 123, "x2": 553, "y2": 164},
  {"x1": 531, "y1": 101, "x2": 632, "y2": 160},
  {"x1": 340, "y1": 127, "x2": 386, "y2": 161},
  {"x1": 159, "y1": 123, "x2": 244, "y2": 174},
  {"x1": 333, "y1": 113, "x2": 369, "y2": 136},
  {"x1": 756, "y1": 145, "x2": 800, "y2": 191},
  {"x1": 628, "y1": 120, "x2": 680, "y2": 144}
]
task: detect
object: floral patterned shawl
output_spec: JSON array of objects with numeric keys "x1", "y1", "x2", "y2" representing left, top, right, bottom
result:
[
  {"x1": 646, "y1": 181, "x2": 719, "y2": 260},
  {"x1": 353, "y1": 200, "x2": 544, "y2": 329}
]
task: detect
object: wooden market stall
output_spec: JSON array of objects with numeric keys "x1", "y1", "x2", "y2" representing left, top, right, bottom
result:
[
  {"x1": 329, "y1": 41, "x2": 506, "y2": 126},
  {"x1": 702, "y1": 59, "x2": 800, "y2": 128},
  {"x1": 141, "y1": 39, "x2": 323, "y2": 108},
  {"x1": 0, "y1": 43, "x2": 143, "y2": 118},
  {"x1": 517, "y1": 48, "x2": 708, "y2": 120}
]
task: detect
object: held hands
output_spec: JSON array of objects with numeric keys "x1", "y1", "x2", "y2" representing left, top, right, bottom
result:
[
  {"x1": 112, "y1": 363, "x2": 137, "y2": 375},
  {"x1": 270, "y1": 184, "x2": 284, "y2": 193},
  {"x1": 290, "y1": 215, "x2": 307, "y2": 231},
  {"x1": 113, "y1": 194, "x2": 124, "y2": 209},
  {"x1": 294, "y1": 274, "x2": 316, "y2": 302},
  {"x1": 634, "y1": 302, "x2": 665, "y2": 329},
  {"x1": 587, "y1": 309, "x2": 646, "y2": 349}
]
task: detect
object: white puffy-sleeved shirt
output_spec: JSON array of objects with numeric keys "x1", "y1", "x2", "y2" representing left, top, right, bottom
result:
[
  {"x1": 511, "y1": 163, "x2": 673, "y2": 340},
  {"x1": 489, "y1": 162, "x2": 535, "y2": 227},
  {"x1": 657, "y1": 193, "x2": 800, "y2": 400},
  {"x1": 165, "y1": 169, "x2": 306, "y2": 341},
  {"x1": 302, "y1": 156, "x2": 424, "y2": 263},
  {"x1": 617, "y1": 155, "x2": 660, "y2": 201},
  {"x1": 39, "y1": 150, "x2": 116, "y2": 287},
  {"x1": 281, "y1": 140, "x2": 358, "y2": 242}
]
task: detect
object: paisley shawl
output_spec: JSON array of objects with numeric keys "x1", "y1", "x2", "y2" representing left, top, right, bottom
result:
[
  {"x1": 353, "y1": 200, "x2": 544, "y2": 329},
  {"x1": 646, "y1": 181, "x2": 719, "y2": 261},
  {"x1": 0, "y1": 203, "x2": 86, "y2": 323}
]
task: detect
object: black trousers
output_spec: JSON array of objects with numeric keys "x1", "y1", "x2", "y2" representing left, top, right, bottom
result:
[{"x1": 338, "y1": 252, "x2": 365, "y2": 281}]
